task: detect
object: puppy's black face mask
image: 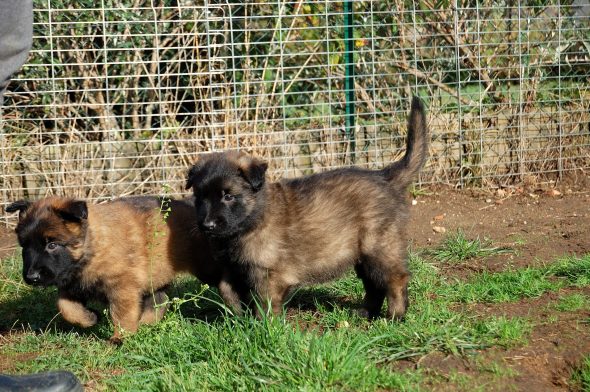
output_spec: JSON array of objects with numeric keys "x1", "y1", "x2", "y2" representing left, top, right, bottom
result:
[
  {"x1": 186, "y1": 154, "x2": 268, "y2": 238},
  {"x1": 7, "y1": 200, "x2": 87, "y2": 288},
  {"x1": 18, "y1": 236, "x2": 79, "y2": 287}
]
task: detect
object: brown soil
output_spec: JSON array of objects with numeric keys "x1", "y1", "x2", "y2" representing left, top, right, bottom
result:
[
  {"x1": 1, "y1": 176, "x2": 589, "y2": 390},
  {"x1": 421, "y1": 286, "x2": 590, "y2": 391},
  {"x1": 402, "y1": 178, "x2": 590, "y2": 391},
  {"x1": 408, "y1": 182, "x2": 590, "y2": 276},
  {"x1": 0, "y1": 351, "x2": 39, "y2": 373}
]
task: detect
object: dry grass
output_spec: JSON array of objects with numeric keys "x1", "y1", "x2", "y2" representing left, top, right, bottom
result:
[{"x1": 1, "y1": 1, "x2": 588, "y2": 214}]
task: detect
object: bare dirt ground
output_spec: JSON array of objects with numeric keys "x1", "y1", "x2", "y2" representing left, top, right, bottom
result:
[
  {"x1": 404, "y1": 175, "x2": 590, "y2": 391},
  {"x1": 408, "y1": 177, "x2": 590, "y2": 273},
  {"x1": 1, "y1": 174, "x2": 588, "y2": 390}
]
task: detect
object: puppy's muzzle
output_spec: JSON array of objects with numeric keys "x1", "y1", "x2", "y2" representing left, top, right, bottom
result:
[
  {"x1": 201, "y1": 219, "x2": 217, "y2": 232},
  {"x1": 25, "y1": 270, "x2": 42, "y2": 285}
]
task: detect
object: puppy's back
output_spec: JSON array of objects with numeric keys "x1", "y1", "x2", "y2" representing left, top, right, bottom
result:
[{"x1": 85, "y1": 196, "x2": 215, "y2": 292}]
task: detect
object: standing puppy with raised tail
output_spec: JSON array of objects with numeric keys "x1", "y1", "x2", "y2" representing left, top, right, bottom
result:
[{"x1": 186, "y1": 97, "x2": 429, "y2": 319}]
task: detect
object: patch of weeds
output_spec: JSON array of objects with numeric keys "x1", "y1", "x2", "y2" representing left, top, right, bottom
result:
[
  {"x1": 442, "y1": 254, "x2": 590, "y2": 304},
  {"x1": 547, "y1": 254, "x2": 590, "y2": 287},
  {"x1": 363, "y1": 255, "x2": 532, "y2": 362},
  {"x1": 471, "y1": 316, "x2": 531, "y2": 347},
  {"x1": 430, "y1": 229, "x2": 512, "y2": 262},
  {"x1": 546, "y1": 314, "x2": 559, "y2": 323},
  {"x1": 410, "y1": 185, "x2": 432, "y2": 198},
  {"x1": 506, "y1": 234, "x2": 527, "y2": 247},
  {"x1": 571, "y1": 356, "x2": 590, "y2": 391},
  {"x1": 444, "y1": 268, "x2": 558, "y2": 303},
  {"x1": 108, "y1": 314, "x2": 423, "y2": 391},
  {"x1": 475, "y1": 358, "x2": 518, "y2": 377},
  {"x1": 554, "y1": 293, "x2": 589, "y2": 312}
]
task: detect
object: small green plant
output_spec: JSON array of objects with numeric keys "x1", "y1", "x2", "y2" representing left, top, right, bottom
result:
[
  {"x1": 409, "y1": 185, "x2": 432, "y2": 198},
  {"x1": 441, "y1": 254, "x2": 590, "y2": 304},
  {"x1": 548, "y1": 255, "x2": 590, "y2": 287},
  {"x1": 554, "y1": 293, "x2": 589, "y2": 312},
  {"x1": 571, "y1": 356, "x2": 590, "y2": 391},
  {"x1": 430, "y1": 229, "x2": 512, "y2": 262},
  {"x1": 147, "y1": 184, "x2": 174, "y2": 315},
  {"x1": 506, "y1": 233, "x2": 527, "y2": 247},
  {"x1": 476, "y1": 358, "x2": 519, "y2": 377}
]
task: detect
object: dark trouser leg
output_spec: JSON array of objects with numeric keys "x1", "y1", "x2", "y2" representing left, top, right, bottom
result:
[{"x1": 0, "y1": 0, "x2": 33, "y2": 107}]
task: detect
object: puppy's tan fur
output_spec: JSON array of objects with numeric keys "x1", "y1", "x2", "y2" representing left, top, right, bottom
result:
[{"x1": 9, "y1": 196, "x2": 218, "y2": 343}]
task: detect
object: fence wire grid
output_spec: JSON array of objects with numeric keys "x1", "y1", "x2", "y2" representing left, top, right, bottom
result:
[{"x1": 1, "y1": 0, "x2": 589, "y2": 224}]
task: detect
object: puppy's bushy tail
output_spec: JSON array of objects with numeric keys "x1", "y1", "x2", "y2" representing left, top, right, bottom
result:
[{"x1": 381, "y1": 96, "x2": 429, "y2": 188}]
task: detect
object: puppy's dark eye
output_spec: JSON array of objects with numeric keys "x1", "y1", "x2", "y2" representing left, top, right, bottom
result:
[
  {"x1": 46, "y1": 242, "x2": 59, "y2": 251},
  {"x1": 223, "y1": 193, "x2": 234, "y2": 202}
]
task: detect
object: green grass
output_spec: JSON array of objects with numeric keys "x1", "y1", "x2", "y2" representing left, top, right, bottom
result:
[
  {"x1": 429, "y1": 229, "x2": 513, "y2": 262},
  {"x1": 440, "y1": 254, "x2": 590, "y2": 304},
  {"x1": 409, "y1": 185, "x2": 432, "y2": 198},
  {"x1": 1, "y1": 250, "x2": 589, "y2": 390},
  {"x1": 554, "y1": 294, "x2": 589, "y2": 312},
  {"x1": 572, "y1": 356, "x2": 590, "y2": 392}
]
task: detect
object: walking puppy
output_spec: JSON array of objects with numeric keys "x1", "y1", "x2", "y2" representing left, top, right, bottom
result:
[
  {"x1": 6, "y1": 196, "x2": 222, "y2": 343},
  {"x1": 185, "y1": 97, "x2": 428, "y2": 319}
]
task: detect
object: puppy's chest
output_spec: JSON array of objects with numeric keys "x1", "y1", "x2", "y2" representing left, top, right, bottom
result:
[
  {"x1": 65, "y1": 278, "x2": 108, "y2": 303},
  {"x1": 238, "y1": 230, "x2": 284, "y2": 269}
]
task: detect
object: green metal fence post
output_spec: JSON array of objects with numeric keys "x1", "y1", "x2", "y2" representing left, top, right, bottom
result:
[{"x1": 344, "y1": 0, "x2": 356, "y2": 163}]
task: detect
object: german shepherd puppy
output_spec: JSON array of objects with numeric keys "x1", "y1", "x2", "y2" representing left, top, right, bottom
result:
[
  {"x1": 6, "y1": 196, "x2": 225, "y2": 343},
  {"x1": 185, "y1": 96, "x2": 428, "y2": 319}
]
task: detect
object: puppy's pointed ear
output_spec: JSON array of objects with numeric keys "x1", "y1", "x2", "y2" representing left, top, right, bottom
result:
[
  {"x1": 5, "y1": 200, "x2": 31, "y2": 217},
  {"x1": 185, "y1": 165, "x2": 199, "y2": 190},
  {"x1": 238, "y1": 156, "x2": 268, "y2": 191},
  {"x1": 56, "y1": 200, "x2": 88, "y2": 222}
]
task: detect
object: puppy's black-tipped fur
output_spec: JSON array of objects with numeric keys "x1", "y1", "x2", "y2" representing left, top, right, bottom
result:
[
  {"x1": 7, "y1": 196, "x2": 227, "y2": 342},
  {"x1": 186, "y1": 97, "x2": 429, "y2": 318}
]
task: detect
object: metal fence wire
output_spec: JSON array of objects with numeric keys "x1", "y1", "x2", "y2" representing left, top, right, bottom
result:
[{"x1": 1, "y1": 1, "x2": 589, "y2": 223}]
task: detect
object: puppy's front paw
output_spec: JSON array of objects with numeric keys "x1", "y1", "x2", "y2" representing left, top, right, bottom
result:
[
  {"x1": 85, "y1": 309, "x2": 100, "y2": 327},
  {"x1": 58, "y1": 298, "x2": 99, "y2": 328},
  {"x1": 355, "y1": 307, "x2": 380, "y2": 320},
  {"x1": 108, "y1": 336, "x2": 123, "y2": 346}
]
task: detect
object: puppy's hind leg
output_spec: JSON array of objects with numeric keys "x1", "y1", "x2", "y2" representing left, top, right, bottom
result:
[
  {"x1": 361, "y1": 247, "x2": 410, "y2": 320},
  {"x1": 108, "y1": 289, "x2": 142, "y2": 344},
  {"x1": 139, "y1": 290, "x2": 170, "y2": 325},
  {"x1": 385, "y1": 265, "x2": 410, "y2": 320},
  {"x1": 354, "y1": 263, "x2": 386, "y2": 319}
]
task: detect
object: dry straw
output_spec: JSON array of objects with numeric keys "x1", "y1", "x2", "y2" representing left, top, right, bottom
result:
[{"x1": 1, "y1": 1, "x2": 589, "y2": 224}]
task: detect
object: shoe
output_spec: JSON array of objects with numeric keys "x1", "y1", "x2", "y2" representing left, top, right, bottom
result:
[{"x1": 0, "y1": 371, "x2": 83, "y2": 392}]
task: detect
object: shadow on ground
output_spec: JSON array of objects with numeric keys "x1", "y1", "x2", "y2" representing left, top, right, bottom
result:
[{"x1": 1, "y1": 277, "x2": 361, "y2": 339}]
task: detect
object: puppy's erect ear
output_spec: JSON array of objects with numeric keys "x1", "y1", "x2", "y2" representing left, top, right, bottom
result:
[
  {"x1": 238, "y1": 156, "x2": 268, "y2": 191},
  {"x1": 185, "y1": 164, "x2": 200, "y2": 190},
  {"x1": 55, "y1": 200, "x2": 88, "y2": 222},
  {"x1": 5, "y1": 200, "x2": 32, "y2": 217}
]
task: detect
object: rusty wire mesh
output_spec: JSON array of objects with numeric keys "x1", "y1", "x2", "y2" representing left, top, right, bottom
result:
[{"x1": 1, "y1": 1, "x2": 589, "y2": 224}]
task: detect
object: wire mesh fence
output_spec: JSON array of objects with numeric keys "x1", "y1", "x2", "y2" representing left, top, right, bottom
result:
[{"x1": 1, "y1": 0, "x2": 589, "y2": 224}]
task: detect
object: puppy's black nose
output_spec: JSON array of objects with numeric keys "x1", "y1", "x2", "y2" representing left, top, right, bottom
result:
[
  {"x1": 26, "y1": 271, "x2": 41, "y2": 284},
  {"x1": 202, "y1": 220, "x2": 217, "y2": 231}
]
